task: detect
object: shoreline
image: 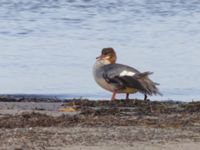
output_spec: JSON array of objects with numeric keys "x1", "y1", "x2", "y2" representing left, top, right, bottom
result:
[
  {"x1": 0, "y1": 93, "x2": 199, "y2": 102},
  {"x1": 0, "y1": 98, "x2": 200, "y2": 149}
]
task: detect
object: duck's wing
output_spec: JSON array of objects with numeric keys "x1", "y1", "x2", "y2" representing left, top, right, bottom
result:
[{"x1": 102, "y1": 64, "x2": 161, "y2": 95}]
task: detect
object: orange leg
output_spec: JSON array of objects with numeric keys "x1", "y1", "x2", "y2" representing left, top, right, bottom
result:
[
  {"x1": 126, "y1": 93, "x2": 129, "y2": 100},
  {"x1": 111, "y1": 91, "x2": 117, "y2": 101}
]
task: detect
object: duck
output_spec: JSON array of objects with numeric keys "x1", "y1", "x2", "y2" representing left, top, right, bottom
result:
[{"x1": 93, "y1": 47, "x2": 162, "y2": 101}]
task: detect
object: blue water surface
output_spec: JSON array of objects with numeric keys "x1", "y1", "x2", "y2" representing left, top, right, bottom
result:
[{"x1": 0, "y1": 0, "x2": 200, "y2": 101}]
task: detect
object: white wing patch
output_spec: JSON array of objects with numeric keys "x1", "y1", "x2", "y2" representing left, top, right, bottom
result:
[{"x1": 120, "y1": 70, "x2": 135, "y2": 77}]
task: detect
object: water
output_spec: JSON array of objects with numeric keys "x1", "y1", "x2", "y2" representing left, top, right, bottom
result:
[{"x1": 0, "y1": 0, "x2": 200, "y2": 101}]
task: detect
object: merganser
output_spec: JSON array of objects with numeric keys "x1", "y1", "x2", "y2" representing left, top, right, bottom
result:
[{"x1": 93, "y1": 47, "x2": 162, "y2": 101}]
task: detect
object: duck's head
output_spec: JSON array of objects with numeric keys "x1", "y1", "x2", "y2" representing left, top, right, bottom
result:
[{"x1": 96, "y1": 47, "x2": 117, "y2": 64}]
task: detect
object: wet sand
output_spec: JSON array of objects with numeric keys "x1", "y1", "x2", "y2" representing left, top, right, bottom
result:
[{"x1": 0, "y1": 97, "x2": 200, "y2": 149}]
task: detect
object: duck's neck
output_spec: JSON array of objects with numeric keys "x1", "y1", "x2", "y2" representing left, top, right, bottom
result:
[{"x1": 95, "y1": 59, "x2": 112, "y2": 67}]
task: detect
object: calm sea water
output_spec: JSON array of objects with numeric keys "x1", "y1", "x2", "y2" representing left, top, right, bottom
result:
[{"x1": 0, "y1": 0, "x2": 200, "y2": 101}]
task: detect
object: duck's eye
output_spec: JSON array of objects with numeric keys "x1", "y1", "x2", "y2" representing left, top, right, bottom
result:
[{"x1": 102, "y1": 51, "x2": 108, "y2": 55}]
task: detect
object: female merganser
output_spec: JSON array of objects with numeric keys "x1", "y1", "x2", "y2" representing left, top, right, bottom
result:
[{"x1": 93, "y1": 47, "x2": 161, "y2": 101}]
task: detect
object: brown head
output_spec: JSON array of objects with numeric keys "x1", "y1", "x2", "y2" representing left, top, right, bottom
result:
[{"x1": 96, "y1": 47, "x2": 117, "y2": 64}]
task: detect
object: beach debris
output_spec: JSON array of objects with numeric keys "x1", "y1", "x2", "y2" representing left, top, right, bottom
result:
[{"x1": 58, "y1": 107, "x2": 77, "y2": 112}]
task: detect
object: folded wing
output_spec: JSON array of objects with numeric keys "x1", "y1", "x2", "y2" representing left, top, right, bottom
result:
[{"x1": 102, "y1": 64, "x2": 162, "y2": 96}]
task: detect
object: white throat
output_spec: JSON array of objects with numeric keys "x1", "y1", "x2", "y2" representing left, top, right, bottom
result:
[{"x1": 94, "y1": 59, "x2": 111, "y2": 67}]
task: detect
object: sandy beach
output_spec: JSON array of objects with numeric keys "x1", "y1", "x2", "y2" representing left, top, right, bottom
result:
[{"x1": 0, "y1": 97, "x2": 200, "y2": 150}]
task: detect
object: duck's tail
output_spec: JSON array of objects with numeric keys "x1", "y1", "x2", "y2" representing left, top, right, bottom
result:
[{"x1": 136, "y1": 71, "x2": 162, "y2": 96}]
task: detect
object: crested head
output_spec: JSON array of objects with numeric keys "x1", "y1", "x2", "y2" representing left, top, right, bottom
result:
[
  {"x1": 96, "y1": 47, "x2": 117, "y2": 64},
  {"x1": 101, "y1": 47, "x2": 116, "y2": 55}
]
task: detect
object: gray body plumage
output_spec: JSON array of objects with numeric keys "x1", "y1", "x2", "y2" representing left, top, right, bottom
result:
[{"x1": 93, "y1": 60, "x2": 161, "y2": 96}]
